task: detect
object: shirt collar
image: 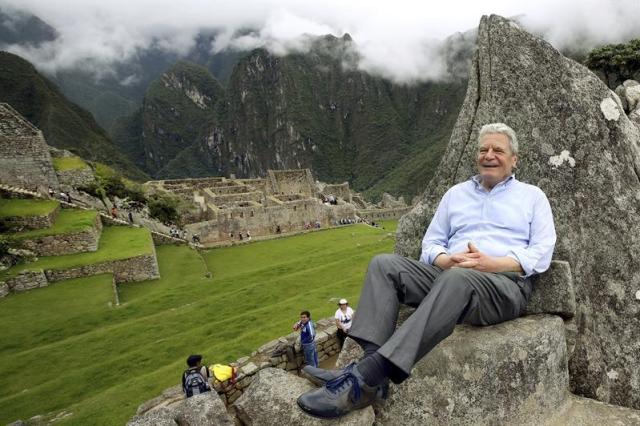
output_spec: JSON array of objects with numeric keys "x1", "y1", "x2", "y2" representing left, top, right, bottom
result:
[{"x1": 471, "y1": 174, "x2": 516, "y2": 192}]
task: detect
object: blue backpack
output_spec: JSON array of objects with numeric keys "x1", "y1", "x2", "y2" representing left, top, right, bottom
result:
[{"x1": 183, "y1": 367, "x2": 211, "y2": 397}]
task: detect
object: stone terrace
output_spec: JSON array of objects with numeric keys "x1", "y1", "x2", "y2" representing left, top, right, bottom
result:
[{"x1": 0, "y1": 200, "x2": 160, "y2": 298}]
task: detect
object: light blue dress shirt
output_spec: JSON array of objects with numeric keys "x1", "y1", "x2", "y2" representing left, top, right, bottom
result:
[{"x1": 420, "y1": 175, "x2": 556, "y2": 277}]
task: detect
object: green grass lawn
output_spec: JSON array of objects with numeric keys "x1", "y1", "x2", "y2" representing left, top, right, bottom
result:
[
  {"x1": 0, "y1": 226, "x2": 153, "y2": 280},
  {"x1": 52, "y1": 156, "x2": 90, "y2": 172},
  {"x1": 0, "y1": 222, "x2": 396, "y2": 425},
  {"x1": 8, "y1": 209, "x2": 98, "y2": 240},
  {"x1": 0, "y1": 198, "x2": 59, "y2": 217}
]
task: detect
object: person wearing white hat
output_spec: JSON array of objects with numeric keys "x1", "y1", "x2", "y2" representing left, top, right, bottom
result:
[{"x1": 334, "y1": 298, "x2": 355, "y2": 348}]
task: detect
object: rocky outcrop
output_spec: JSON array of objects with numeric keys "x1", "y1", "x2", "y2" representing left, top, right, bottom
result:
[
  {"x1": 233, "y1": 368, "x2": 375, "y2": 425},
  {"x1": 615, "y1": 80, "x2": 640, "y2": 128},
  {"x1": 525, "y1": 260, "x2": 576, "y2": 318},
  {"x1": 336, "y1": 316, "x2": 568, "y2": 425},
  {"x1": 397, "y1": 15, "x2": 640, "y2": 409},
  {"x1": 127, "y1": 393, "x2": 234, "y2": 426}
]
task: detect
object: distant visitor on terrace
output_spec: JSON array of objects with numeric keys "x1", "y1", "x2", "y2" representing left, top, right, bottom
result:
[{"x1": 297, "y1": 122, "x2": 557, "y2": 419}]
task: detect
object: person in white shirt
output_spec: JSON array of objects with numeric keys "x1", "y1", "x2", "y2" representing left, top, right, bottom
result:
[{"x1": 334, "y1": 298, "x2": 355, "y2": 348}]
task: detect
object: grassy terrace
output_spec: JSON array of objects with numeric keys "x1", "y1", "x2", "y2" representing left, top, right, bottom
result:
[
  {"x1": 0, "y1": 226, "x2": 153, "y2": 280},
  {"x1": 0, "y1": 198, "x2": 59, "y2": 217},
  {"x1": 0, "y1": 222, "x2": 396, "y2": 425},
  {"x1": 8, "y1": 209, "x2": 98, "y2": 240},
  {"x1": 52, "y1": 156, "x2": 90, "y2": 172}
]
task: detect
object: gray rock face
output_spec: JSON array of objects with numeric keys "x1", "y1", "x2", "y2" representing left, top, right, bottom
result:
[
  {"x1": 337, "y1": 316, "x2": 568, "y2": 425},
  {"x1": 127, "y1": 393, "x2": 234, "y2": 426},
  {"x1": 233, "y1": 368, "x2": 375, "y2": 425},
  {"x1": 396, "y1": 14, "x2": 640, "y2": 409},
  {"x1": 526, "y1": 260, "x2": 576, "y2": 318}
]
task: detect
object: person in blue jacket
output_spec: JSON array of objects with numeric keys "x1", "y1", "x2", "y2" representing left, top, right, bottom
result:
[{"x1": 293, "y1": 310, "x2": 318, "y2": 367}]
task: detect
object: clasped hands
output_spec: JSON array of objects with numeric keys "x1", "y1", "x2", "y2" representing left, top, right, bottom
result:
[{"x1": 434, "y1": 242, "x2": 521, "y2": 273}]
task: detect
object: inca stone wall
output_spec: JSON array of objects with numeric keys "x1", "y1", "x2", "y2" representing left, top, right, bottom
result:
[
  {"x1": 267, "y1": 169, "x2": 315, "y2": 196},
  {"x1": 2, "y1": 205, "x2": 60, "y2": 231},
  {"x1": 55, "y1": 167, "x2": 96, "y2": 188},
  {"x1": 0, "y1": 103, "x2": 59, "y2": 192},
  {"x1": 321, "y1": 182, "x2": 352, "y2": 203},
  {"x1": 1, "y1": 251, "x2": 160, "y2": 298},
  {"x1": 397, "y1": 15, "x2": 640, "y2": 409},
  {"x1": 15, "y1": 212, "x2": 102, "y2": 256},
  {"x1": 132, "y1": 317, "x2": 341, "y2": 415},
  {"x1": 45, "y1": 252, "x2": 160, "y2": 283}
]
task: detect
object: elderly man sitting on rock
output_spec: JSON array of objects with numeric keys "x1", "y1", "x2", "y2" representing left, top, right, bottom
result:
[{"x1": 297, "y1": 122, "x2": 557, "y2": 419}]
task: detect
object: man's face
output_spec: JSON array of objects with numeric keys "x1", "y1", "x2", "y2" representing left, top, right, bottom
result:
[
  {"x1": 300, "y1": 314, "x2": 309, "y2": 324},
  {"x1": 477, "y1": 133, "x2": 518, "y2": 189}
]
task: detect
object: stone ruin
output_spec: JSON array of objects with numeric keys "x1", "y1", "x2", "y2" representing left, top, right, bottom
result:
[
  {"x1": 128, "y1": 14, "x2": 640, "y2": 425},
  {"x1": 0, "y1": 103, "x2": 59, "y2": 193},
  {"x1": 146, "y1": 169, "x2": 409, "y2": 245}
]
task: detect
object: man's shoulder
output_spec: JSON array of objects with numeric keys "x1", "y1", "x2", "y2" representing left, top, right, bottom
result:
[
  {"x1": 446, "y1": 179, "x2": 475, "y2": 195},
  {"x1": 512, "y1": 179, "x2": 547, "y2": 198}
]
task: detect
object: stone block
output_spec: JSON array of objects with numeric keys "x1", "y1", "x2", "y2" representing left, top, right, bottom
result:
[
  {"x1": 526, "y1": 260, "x2": 576, "y2": 318},
  {"x1": 7, "y1": 270, "x2": 48, "y2": 292},
  {"x1": 241, "y1": 362, "x2": 258, "y2": 376},
  {"x1": 0, "y1": 283, "x2": 9, "y2": 298},
  {"x1": 128, "y1": 393, "x2": 233, "y2": 425},
  {"x1": 315, "y1": 330, "x2": 329, "y2": 343},
  {"x1": 233, "y1": 368, "x2": 374, "y2": 425},
  {"x1": 373, "y1": 316, "x2": 569, "y2": 425}
]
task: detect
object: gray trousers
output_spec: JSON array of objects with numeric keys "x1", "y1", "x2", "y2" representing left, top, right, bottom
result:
[{"x1": 348, "y1": 254, "x2": 532, "y2": 383}]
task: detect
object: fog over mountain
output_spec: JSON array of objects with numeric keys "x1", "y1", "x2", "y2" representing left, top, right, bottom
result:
[{"x1": 2, "y1": 0, "x2": 639, "y2": 84}]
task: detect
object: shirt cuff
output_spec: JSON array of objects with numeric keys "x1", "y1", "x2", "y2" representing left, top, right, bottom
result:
[
  {"x1": 507, "y1": 250, "x2": 531, "y2": 277},
  {"x1": 421, "y1": 246, "x2": 448, "y2": 265}
]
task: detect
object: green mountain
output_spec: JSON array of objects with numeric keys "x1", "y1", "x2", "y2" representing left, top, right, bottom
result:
[
  {"x1": 116, "y1": 35, "x2": 466, "y2": 200},
  {"x1": 0, "y1": 51, "x2": 148, "y2": 180}
]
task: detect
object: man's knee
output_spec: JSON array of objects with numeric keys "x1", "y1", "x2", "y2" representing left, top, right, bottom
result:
[
  {"x1": 434, "y1": 268, "x2": 476, "y2": 292},
  {"x1": 368, "y1": 253, "x2": 403, "y2": 273}
]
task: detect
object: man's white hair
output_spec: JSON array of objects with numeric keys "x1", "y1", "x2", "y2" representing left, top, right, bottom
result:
[{"x1": 478, "y1": 123, "x2": 518, "y2": 154}]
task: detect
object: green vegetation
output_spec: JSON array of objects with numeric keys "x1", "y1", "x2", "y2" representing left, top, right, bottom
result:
[
  {"x1": 0, "y1": 226, "x2": 153, "y2": 280},
  {"x1": 52, "y1": 156, "x2": 90, "y2": 172},
  {"x1": 585, "y1": 39, "x2": 640, "y2": 86},
  {"x1": 0, "y1": 222, "x2": 396, "y2": 425},
  {"x1": 8, "y1": 209, "x2": 97, "y2": 240},
  {"x1": 80, "y1": 163, "x2": 146, "y2": 203},
  {"x1": 0, "y1": 198, "x2": 59, "y2": 217}
]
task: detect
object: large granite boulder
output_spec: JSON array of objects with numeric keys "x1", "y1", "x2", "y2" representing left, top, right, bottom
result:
[
  {"x1": 127, "y1": 392, "x2": 234, "y2": 426},
  {"x1": 233, "y1": 368, "x2": 375, "y2": 425},
  {"x1": 396, "y1": 14, "x2": 640, "y2": 409},
  {"x1": 337, "y1": 316, "x2": 568, "y2": 425}
]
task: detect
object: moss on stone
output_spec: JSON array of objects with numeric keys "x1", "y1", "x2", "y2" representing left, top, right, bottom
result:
[
  {"x1": 8, "y1": 209, "x2": 97, "y2": 240},
  {"x1": 52, "y1": 156, "x2": 90, "y2": 171},
  {"x1": 0, "y1": 198, "x2": 59, "y2": 218}
]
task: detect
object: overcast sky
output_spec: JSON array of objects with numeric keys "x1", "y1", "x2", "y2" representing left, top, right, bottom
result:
[{"x1": 2, "y1": 0, "x2": 639, "y2": 83}]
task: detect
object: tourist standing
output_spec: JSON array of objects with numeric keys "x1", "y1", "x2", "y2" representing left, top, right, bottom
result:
[
  {"x1": 293, "y1": 310, "x2": 318, "y2": 367},
  {"x1": 334, "y1": 299, "x2": 355, "y2": 349}
]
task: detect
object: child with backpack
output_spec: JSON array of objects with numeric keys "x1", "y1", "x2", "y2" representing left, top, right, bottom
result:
[{"x1": 182, "y1": 354, "x2": 212, "y2": 398}]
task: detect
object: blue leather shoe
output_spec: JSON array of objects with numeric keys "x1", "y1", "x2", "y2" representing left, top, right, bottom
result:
[
  {"x1": 300, "y1": 362, "x2": 356, "y2": 386},
  {"x1": 297, "y1": 367, "x2": 385, "y2": 418}
]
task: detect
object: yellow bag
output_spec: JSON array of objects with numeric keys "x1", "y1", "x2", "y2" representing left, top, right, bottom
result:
[{"x1": 211, "y1": 364, "x2": 237, "y2": 383}]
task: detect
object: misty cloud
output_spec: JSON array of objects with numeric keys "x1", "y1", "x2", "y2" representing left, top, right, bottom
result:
[{"x1": 1, "y1": 0, "x2": 639, "y2": 83}]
